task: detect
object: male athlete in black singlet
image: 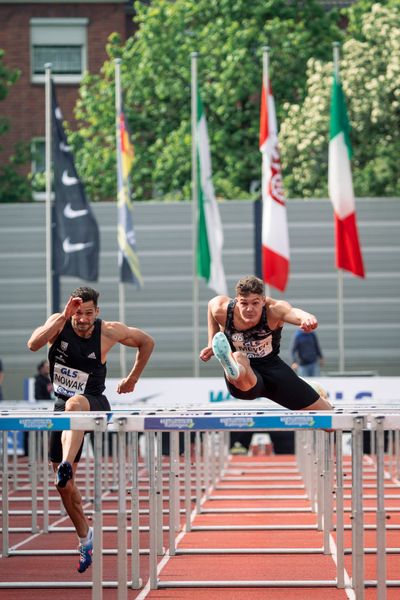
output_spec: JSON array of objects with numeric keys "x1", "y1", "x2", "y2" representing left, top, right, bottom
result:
[
  {"x1": 200, "y1": 275, "x2": 331, "y2": 411},
  {"x1": 28, "y1": 287, "x2": 154, "y2": 573}
]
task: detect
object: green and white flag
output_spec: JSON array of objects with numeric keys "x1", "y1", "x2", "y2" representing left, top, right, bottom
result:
[
  {"x1": 196, "y1": 89, "x2": 227, "y2": 295},
  {"x1": 328, "y1": 71, "x2": 365, "y2": 278}
]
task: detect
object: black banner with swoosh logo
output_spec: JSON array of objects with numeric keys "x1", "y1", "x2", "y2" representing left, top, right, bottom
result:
[{"x1": 52, "y1": 81, "x2": 100, "y2": 281}]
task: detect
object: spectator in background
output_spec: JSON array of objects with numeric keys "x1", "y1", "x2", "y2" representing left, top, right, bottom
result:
[
  {"x1": 291, "y1": 330, "x2": 324, "y2": 377},
  {"x1": 0, "y1": 358, "x2": 3, "y2": 400},
  {"x1": 34, "y1": 360, "x2": 53, "y2": 400}
]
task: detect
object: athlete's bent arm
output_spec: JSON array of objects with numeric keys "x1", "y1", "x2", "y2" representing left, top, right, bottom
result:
[
  {"x1": 200, "y1": 296, "x2": 227, "y2": 362},
  {"x1": 27, "y1": 313, "x2": 67, "y2": 351},
  {"x1": 268, "y1": 299, "x2": 318, "y2": 332},
  {"x1": 103, "y1": 322, "x2": 155, "y2": 394},
  {"x1": 27, "y1": 297, "x2": 83, "y2": 351}
]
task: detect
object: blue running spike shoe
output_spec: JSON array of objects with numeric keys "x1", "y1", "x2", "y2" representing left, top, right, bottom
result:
[
  {"x1": 212, "y1": 332, "x2": 240, "y2": 380},
  {"x1": 77, "y1": 528, "x2": 93, "y2": 573},
  {"x1": 56, "y1": 460, "x2": 73, "y2": 488}
]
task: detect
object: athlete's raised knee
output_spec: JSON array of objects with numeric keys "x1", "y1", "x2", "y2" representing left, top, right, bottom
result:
[{"x1": 65, "y1": 395, "x2": 90, "y2": 411}]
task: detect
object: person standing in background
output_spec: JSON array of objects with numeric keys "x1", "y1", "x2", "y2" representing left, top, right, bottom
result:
[
  {"x1": 34, "y1": 360, "x2": 53, "y2": 400},
  {"x1": 290, "y1": 329, "x2": 324, "y2": 377}
]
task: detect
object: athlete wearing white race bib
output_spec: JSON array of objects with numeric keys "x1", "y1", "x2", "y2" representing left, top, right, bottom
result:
[
  {"x1": 28, "y1": 286, "x2": 154, "y2": 574},
  {"x1": 200, "y1": 275, "x2": 332, "y2": 412}
]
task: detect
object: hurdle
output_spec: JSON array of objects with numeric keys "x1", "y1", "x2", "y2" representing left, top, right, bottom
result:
[
  {"x1": 0, "y1": 413, "x2": 107, "y2": 598},
  {"x1": 2, "y1": 407, "x2": 400, "y2": 598},
  {"x1": 109, "y1": 408, "x2": 400, "y2": 597}
]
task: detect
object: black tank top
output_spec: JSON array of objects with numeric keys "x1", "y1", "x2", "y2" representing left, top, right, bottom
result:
[
  {"x1": 224, "y1": 299, "x2": 282, "y2": 362},
  {"x1": 48, "y1": 318, "x2": 106, "y2": 398}
]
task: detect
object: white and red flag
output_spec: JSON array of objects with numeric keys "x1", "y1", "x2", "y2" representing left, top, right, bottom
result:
[
  {"x1": 328, "y1": 71, "x2": 365, "y2": 278},
  {"x1": 259, "y1": 54, "x2": 290, "y2": 292}
]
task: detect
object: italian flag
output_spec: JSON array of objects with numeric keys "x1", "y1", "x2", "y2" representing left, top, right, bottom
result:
[
  {"x1": 259, "y1": 76, "x2": 290, "y2": 292},
  {"x1": 196, "y1": 88, "x2": 227, "y2": 295},
  {"x1": 328, "y1": 72, "x2": 365, "y2": 278}
]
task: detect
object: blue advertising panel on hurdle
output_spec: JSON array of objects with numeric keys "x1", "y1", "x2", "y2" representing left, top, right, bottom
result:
[
  {"x1": 143, "y1": 414, "x2": 333, "y2": 431},
  {"x1": 0, "y1": 416, "x2": 71, "y2": 431}
]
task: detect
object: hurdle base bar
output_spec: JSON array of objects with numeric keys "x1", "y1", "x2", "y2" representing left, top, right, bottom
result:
[
  {"x1": 192, "y1": 524, "x2": 319, "y2": 531},
  {"x1": 365, "y1": 580, "x2": 400, "y2": 587},
  {"x1": 0, "y1": 580, "x2": 142, "y2": 589},
  {"x1": 8, "y1": 548, "x2": 150, "y2": 556},
  {"x1": 156, "y1": 579, "x2": 338, "y2": 588},
  {"x1": 175, "y1": 547, "x2": 326, "y2": 554}
]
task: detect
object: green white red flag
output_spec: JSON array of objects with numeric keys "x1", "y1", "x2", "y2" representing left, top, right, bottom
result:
[
  {"x1": 196, "y1": 87, "x2": 227, "y2": 295},
  {"x1": 328, "y1": 72, "x2": 365, "y2": 278}
]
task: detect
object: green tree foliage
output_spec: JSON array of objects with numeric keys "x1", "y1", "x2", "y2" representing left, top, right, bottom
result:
[
  {"x1": 0, "y1": 49, "x2": 31, "y2": 202},
  {"x1": 280, "y1": 2, "x2": 400, "y2": 197},
  {"x1": 69, "y1": 0, "x2": 341, "y2": 200}
]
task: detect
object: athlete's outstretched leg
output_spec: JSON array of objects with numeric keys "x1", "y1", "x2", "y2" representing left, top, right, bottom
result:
[{"x1": 212, "y1": 332, "x2": 256, "y2": 391}]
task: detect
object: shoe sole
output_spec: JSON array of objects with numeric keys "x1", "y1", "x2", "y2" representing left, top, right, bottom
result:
[
  {"x1": 212, "y1": 332, "x2": 240, "y2": 380},
  {"x1": 56, "y1": 462, "x2": 73, "y2": 488},
  {"x1": 77, "y1": 552, "x2": 92, "y2": 573}
]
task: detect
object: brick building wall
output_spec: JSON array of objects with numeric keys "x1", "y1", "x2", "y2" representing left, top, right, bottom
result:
[{"x1": 0, "y1": 1, "x2": 132, "y2": 177}]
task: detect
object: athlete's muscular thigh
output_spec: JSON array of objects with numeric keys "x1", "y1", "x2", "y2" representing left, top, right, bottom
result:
[{"x1": 65, "y1": 394, "x2": 90, "y2": 411}]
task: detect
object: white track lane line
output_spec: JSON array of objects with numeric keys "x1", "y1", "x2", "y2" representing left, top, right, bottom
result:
[
  {"x1": 329, "y1": 533, "x2": 356, "y2": 600},
  {"x1": 135, "y1": 491, "x2": 207, "y2": 600}
]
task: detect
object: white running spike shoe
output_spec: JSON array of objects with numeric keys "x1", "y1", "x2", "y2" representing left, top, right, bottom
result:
[{"x1": 212, "y1": 332, "x2": 240, "y2": 380}]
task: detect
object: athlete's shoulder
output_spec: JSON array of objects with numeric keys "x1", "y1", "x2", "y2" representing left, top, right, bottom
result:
[
  {"x1": 210, "y1": 295, "x2": 231, "y2": 308},
  {"x1": 101, "y1": 320, "x2": 126, "y2": 339}
]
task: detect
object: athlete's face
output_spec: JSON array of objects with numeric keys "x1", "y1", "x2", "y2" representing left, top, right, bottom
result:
[
  {"x1": 236, "y1": 293, "x2": 264, "y2": 324},
  {"x1": 71, "y1": 300, "x2": 99, "y2": 336}
]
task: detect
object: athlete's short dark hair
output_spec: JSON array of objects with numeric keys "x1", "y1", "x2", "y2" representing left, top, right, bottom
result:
[
  {"x1": 71, "y1": 287, "x2": 99, "y2": 307},
  {"x1": 235, "y1": 275, "x2": 264, "y2": 297}
]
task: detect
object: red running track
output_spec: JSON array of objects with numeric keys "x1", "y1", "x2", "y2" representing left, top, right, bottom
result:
[{"x1": 1, "y1": 453, "x2": 400, "y2": 598}]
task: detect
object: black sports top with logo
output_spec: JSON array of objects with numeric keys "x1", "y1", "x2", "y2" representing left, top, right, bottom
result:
[
  {"x1": 222, "y1": 299, "x2": 319, "y2": 409},
  {"x1": 48, "y1": 318, "x2": 106, "y2": 399},
  {"x1": 224, "y1": 299, "x2": 282, "y2": 363}
]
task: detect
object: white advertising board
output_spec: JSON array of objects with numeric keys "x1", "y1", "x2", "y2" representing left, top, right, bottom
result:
[
  {"x1": 25, "y1": 376, "x2": 400, "y2": 408},
  {"x1": 103, "y1": 376, "x2": 400, "y2": 409}
]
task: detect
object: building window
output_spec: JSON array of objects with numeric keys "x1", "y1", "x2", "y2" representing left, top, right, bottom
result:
[
  {"x1": 30, "y1": 18, "x2": 88, "y2": 84},
  {"x1": 31, "y1": 138, "x2": 46, "y2": 199},
  {"x1": 31, "y1": 138, "x2": 45, "y2": 174}
]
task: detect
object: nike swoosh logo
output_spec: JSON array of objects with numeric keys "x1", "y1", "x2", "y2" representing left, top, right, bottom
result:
[
  {"x1": 59, "y1": 142, "x2": 72, "y2": 152},
  {"x1": 62, "y1": 170, "x2": 78, "y2": 186},
  {"x1": 63, "y1": 238, "x2": 94, "y2": 254},
  {"x1": 64, "y1": 203, "x2": 88, "y2": 219}
]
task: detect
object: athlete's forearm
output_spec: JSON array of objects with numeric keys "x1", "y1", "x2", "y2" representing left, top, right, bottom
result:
[
  {"x1": 27, "y1": 313, "x2": 67, "y2": 351},
  {"x1": 207, "y1": 305, "x2": 220, "y2": 345},
  {"x1": 287, "y1": 307, "x2": 318, "y2": 330},
  {"x1": 126, "y1": 338, "x2": 155, "y2": 383}
]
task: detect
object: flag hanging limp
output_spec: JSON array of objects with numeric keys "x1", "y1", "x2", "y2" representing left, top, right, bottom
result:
[
  {"x1": 52, "y1": 81, "x2": 100, "y2": 282},
  {"x1": 328, "y1": 72, "x2": 365, "y2": 278},
  {"x1": 116, "y1": 101, "x2": 143, "y2": 286},
  {"x1": 259, "y1": 73, "x2": 290, "y2": 292},
  {"x1": 196, "y1": 88, "x2": 227, "y2": 296}
]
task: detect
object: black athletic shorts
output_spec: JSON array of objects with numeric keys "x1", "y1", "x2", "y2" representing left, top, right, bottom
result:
[
  {"x1": 225, "y1": 355, "x2": 319, "y2": 410},
  {"x1": 49, "y1": 393, "x2": 111, "y2": 463}
]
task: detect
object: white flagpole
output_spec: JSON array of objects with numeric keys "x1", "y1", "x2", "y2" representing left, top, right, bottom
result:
[
  {"x1": 115, "y1": 58, "x2": 127, "y2": 377},
  {"x1": 262, "y1": 46, "x2": 271, "y2": 299},
  {"x1": 333, "y1": 42, "x2": 345, "y2": 373},
  {"x1": 191, "y1": 52, "x2": 199, "y2": 377},
  {"x1": 45, "y1": 63, "x2": 53, "y2": 319}
]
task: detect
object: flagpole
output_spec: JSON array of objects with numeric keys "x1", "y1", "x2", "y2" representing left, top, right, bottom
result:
[
  {"x1": 262, "y1": 46, "x2": 271, "y2": 299},
  {"x1": 333, "y1": 42, "x2": 345, "y2": 373},
  {"x1": 115, "y1": 58, "x2": 127, "y2": 377},
  {"x1": 191, "y1": 51, "x2": 200, "y2": 377},
  {"x1": 45, "y1": 63, "x2": 53, "y2": 319}
]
